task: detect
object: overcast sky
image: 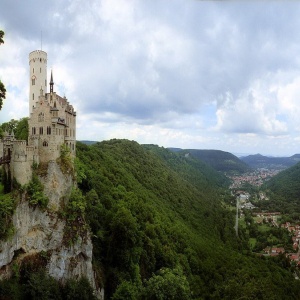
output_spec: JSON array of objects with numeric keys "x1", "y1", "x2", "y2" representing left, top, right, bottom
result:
[{"x1": 1, "y1": 0, "x2": 300, "y2": 156}]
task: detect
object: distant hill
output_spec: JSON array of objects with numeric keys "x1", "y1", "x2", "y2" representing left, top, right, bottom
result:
[
  {"x1": 144, "y1": 145, "x2": 230, "y2": 188},
  {"x1": 169, "y1": 148, "x2": 251, "y2": 174},
  {"x1": 240, "y1": 153, "x2": 300, "y2": 170},
  {"x1": 263, "y1": 162, "x2": 300, "y2": 211},
  {"x1": 79, "y1": 140, "x2": 98, "y2": 145}
]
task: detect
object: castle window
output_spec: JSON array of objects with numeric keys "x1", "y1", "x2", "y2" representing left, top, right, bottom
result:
[
  {"x1": 33, "y1": 68, "x2": 34, "y2": 73},
  {"x1": 43, "y1": 141, "x2": 48, "y2": 147},
  {"x1": 38, "y1": 112, "x2": 44, "y2": 122},
  {"x1": 47, "y1": 126, "x2": 51, "y2": 135},
  {"x1": 39, "y1": 127, "x2": 43, "y2": 135},
  {"x1": 32, "y1": 78, "x2": 35, "y2": 85},
  {"x1": 40, "y1": 67, "x2": 41, "y2": 73},
  {"x1": 32, "y1": 127, "x2": 36, "y2": 135},
  {"x1": 32, "y1": 93, "x2": 34, "y2": 100}
]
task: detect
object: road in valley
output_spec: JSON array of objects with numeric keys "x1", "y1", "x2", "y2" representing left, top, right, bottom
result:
[{"x1": 234, "y1": 196, "x2": 239, "y2": 237}]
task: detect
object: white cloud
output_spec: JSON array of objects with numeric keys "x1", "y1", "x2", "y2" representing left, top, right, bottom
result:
[{"x1": 2, "y1": 1, "x2": 300, "y2": 155}]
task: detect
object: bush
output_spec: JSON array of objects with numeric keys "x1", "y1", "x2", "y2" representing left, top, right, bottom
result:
[{"x1": 26, "y1": 174, "x2": 48, "y2": 209}]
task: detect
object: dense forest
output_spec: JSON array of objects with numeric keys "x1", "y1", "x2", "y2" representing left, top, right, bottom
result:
[
  {"x1": 74, "y1": 140, "x2": 300, "y2": 299},
  {"x1": 1, "y1": 118, "x2": 300, "y2": 298},
  {"x1": 260, "y1": 162, "x2": 300, "y2": 214},
  {"x1": 172, "y1": 149, "x2": 251, "y2": 174}
]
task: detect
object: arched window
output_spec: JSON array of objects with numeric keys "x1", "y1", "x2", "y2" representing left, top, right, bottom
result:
[
  {"x1": 39, "y1": 127, "x2": 43, "y2": 135},
  {"x1": 43, "y1": 140, "x2": 48, "y2": 147},
  {"x1": 32, "y1": 127, "x2": 36, "y2": 135},
  {"x1": 38, "y1": 112, "x2": 44, "y2": 122},
  {"x1": 47, "y1": 126, "x2": 51, "y2": 135}
]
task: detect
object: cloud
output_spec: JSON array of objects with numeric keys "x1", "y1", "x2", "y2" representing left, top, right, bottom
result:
[
  {"x1": 2, "y1": 1, "x2": 300, "y2": 155},
  {"x1": 215, "y1": 77, "x2": 288, "y2": 136}
]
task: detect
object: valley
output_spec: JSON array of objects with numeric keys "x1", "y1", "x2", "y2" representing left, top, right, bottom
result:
[
  {"x1": 227, "y1": 160, "x2": 300, "y2": 278},
  {"x1": 1, "y1": 122, "x2": 300, "y2": 298}
]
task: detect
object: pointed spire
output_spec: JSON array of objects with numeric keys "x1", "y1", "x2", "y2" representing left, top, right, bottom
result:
[{"x1": 50, "y1": 69, "x2": 54, "y2": 93}]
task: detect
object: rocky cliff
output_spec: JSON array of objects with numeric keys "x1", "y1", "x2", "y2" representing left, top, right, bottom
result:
[{"x1": 0, "y1": 161, "x2": 103, "y2": 299}]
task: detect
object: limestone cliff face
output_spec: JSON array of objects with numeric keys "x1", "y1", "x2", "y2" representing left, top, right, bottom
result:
[{"x1": 0, "y1": 161, "x2": 103, "y2": 299}]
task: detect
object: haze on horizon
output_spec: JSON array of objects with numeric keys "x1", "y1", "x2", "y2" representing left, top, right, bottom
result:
[{"x1": 1, "y1": 1, "x2": 300, "y2": 157}]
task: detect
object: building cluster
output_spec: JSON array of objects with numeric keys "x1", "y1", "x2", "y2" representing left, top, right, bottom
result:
[
  {"x1": 0, "y1": 50, "x2": 76, "y2": 186},
  {"x1": 281, "y1": 222, "x2": 300, "y2": 252},
  {"x1": 229, "y1": 169, "x2": 280, "y2": 189}
]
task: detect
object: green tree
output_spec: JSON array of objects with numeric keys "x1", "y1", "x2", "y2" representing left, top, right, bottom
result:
[
  {"x1": 1, "y1": 119, "x2": 18, "y2": 134},
  {"x1": 15, "y1": 117, "x2": 29, "y2": 140},
  {"x1": 143, "y1": 267, "x2": 191, "y2": 300},
  {"x1": 0, "y1": 30, "x2": 5, "y2": 110}
]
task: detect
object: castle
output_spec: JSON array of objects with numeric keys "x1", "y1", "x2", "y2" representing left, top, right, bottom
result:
[{"x1": 0, "y1": 50, "x2": 76, "y2": 186}]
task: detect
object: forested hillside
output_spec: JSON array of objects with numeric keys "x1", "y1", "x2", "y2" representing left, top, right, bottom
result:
[
  {"x1": 241, "y1": 153, "x2": 300, "y2": 170},
  {"x1": 262, "y1": 162, "x2": 300, "y2": 213},
  {"x1": 172, "y1": 149, "x2": 251, "y2": 174},
  {"x1": 75, "y1": 140, "x2": 300, "y2": 299}
]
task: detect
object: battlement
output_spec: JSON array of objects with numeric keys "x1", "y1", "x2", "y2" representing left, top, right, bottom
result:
[{"x1": 29, "y1": 50, "x2": 47, "y2": 63}]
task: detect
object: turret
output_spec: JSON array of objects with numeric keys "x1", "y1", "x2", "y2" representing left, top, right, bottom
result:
[
  {"x1": 50, "y1": 69, "x2": 54, "y2": 93},
  {"x1": 29, "y1": 50, "x2": 47, "y2": 114}
]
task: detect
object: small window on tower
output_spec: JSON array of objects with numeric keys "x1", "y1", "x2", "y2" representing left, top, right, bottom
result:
[
  {"x1": 32, "y1": 78, "x2": 35, "y2": 85},
  {"x1": 33, "y1": 68, "x2": 34, "y2": 73},
  {"x1": 33, "y1": 93, "x2": 34, "y2": 100},
  {"x1": 40, "y1": 67, "x2": 41, "y2": 73}
]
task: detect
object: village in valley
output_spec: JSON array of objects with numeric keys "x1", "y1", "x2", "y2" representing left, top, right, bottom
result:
[
  {"x1": 228, "y1": 168, "x2": 280, "y2": 189},
  {"x1": 228, "y1": 168, "x2": 300, "y2": 275}
]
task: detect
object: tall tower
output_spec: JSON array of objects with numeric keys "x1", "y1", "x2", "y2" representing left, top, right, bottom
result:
[{"x1": 29, "y1": 50, "x2": 47, "y2": 114}]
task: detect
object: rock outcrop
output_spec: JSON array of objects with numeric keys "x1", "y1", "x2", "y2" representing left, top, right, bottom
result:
[{"x1": 0, "y1": 161, "x2": 103, "y2": 299}]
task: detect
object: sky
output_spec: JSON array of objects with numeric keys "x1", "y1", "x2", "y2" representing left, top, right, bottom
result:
[{"x1": 1, "y1": 0, "x2": 300, "y2": 156}]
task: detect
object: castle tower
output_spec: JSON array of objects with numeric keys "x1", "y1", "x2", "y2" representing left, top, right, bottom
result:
[{"x1": 29, "y1": 50, "x2": 47, "y2": 114}]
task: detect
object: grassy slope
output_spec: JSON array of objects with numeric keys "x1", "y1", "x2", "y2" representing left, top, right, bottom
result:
[{"x1": 76, "y1": 140, "x2": 300, "y2": 299}]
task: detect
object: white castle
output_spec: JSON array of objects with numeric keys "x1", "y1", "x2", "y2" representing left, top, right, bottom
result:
[{"x1": 0, "y1": 50, "x2": 76, "y2": 186}]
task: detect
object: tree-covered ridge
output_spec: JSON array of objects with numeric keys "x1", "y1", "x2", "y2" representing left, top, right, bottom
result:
[
  {"x1": 173, "y1": 149, "x2": 251, "y2": 174},
  {"x1": 143, "y1": 144, "x2": 230, "y2": 190},
  {"x1": 76, "y1": 139, "x2": 300, "y2": 299},
  {"x1": 262, "y1": 162, "x2": 300, "y2": 213},
  {"x1": 241, "y1": 153, "x2": 300, "y2": 170}
]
